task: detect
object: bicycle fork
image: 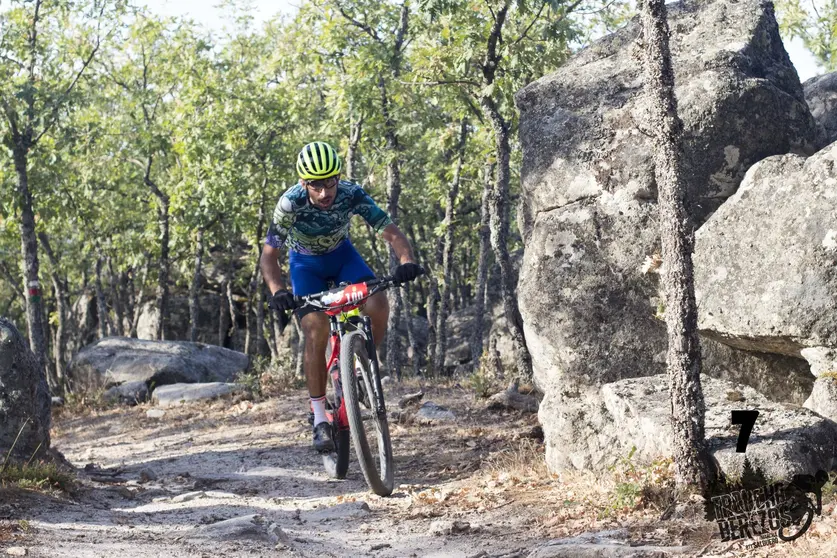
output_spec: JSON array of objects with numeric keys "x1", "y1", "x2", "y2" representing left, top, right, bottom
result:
[{"x1": 361, "y1": 315, "x2": 387, "y2": 419}]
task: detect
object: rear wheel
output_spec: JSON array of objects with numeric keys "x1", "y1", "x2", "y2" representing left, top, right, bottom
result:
[{"x1": 340, "y1": 330, "x2": 393, "y2": 496}]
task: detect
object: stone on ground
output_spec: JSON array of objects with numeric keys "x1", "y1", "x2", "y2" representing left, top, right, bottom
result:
[
  {"x1": 152, "y1": 382, "x2": 244, "y2": 407},
  {"x1": 416, "y1": 401, "x2": 456, "y2": 423},
  {"x1": 194, "y1": 514, "x2": 286, "y2": 543},
  {"x1": 0, "y1": 318, "x2": 51, "y2": 462},
  {"x1": 103, "y1": 380, "x2": 149, "y2": 405},
  {"x1": 67, "y1": 336, "x2": 249, "y2": 391}
]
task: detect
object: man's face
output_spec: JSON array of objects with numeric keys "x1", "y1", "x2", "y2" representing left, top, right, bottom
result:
[{"x1": 303, "y1": 176, "x2": 339, "y2": 209}]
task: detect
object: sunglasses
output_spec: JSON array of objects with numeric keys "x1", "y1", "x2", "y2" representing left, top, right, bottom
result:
[{"x1": 304, "y1": 177, "x2": 338, "y2": 192}]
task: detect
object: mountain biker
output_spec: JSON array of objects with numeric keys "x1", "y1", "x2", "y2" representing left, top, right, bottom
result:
[{"x1": 259, "y1": 141, "x2": 421, "y2": 453}]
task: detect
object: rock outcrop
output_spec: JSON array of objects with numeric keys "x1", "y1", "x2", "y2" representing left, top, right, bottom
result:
[
  {"x1": 67, "y1": 337, "x2": 250, "y2": 392},
  {"x1": 804, "y1": 71, "x2": 837, "y2": 145},
  {"x1": 547, "y1": 375, "x2": 837, "y2": 481},
  {"x1": 514, "y1": 0, "x2": 825, "y2": 471},
  {"x1": 694, "y1": 145, "x2": 837, "y2": 357},
  {"x1": 694, "y1": 142, "x2": 837, "y2": 417},
  {"x1": 0, "y1": 318, "x2": 51, "y2": 461}
]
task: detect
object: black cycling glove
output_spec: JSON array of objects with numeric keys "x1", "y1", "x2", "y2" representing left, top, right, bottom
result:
[
  {"x1": 269, "y1": 289, "x2": 296, "y2": 312},
  {"x1": 393, "y1": 262, "x2": 422, "y2": 283}
]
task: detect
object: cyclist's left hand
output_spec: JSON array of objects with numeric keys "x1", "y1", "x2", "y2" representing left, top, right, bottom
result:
[{"x1": 393, "y1": 262, "x2": 423, "y2": 283}]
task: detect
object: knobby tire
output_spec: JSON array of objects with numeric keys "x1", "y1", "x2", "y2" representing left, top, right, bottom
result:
[{"x1": 340, "y1": 330, "x2": 394, "y2": 496}]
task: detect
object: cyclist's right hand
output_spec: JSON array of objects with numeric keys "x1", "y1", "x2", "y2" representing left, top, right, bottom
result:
[{"x1": 269, "y1": 289, "x2": 296, "y2": 312}]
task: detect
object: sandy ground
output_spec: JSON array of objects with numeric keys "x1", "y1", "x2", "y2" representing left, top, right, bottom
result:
[{"x1": 1, "y1": 381, "x2": 836, "y2": 557}]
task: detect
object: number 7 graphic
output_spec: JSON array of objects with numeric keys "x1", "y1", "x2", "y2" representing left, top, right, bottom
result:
[{"x1": 731, "y1": 410, "x2": 759, "y2": 453}]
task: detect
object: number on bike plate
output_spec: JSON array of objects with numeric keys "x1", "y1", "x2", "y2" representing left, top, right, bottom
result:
[{"x1": 731, "y1": 410, "x2": 759, "y2": 453}]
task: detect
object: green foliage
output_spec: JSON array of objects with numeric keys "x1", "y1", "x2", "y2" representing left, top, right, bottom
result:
[
  {"x1": 0, "y1": 0, "x2": 628, "y2": 371},
  {"x1": 468, "y1": 347, "x2": 502, "y2": 398},
  {"x1": 602, "y1": 446, "x2": 676, "y2": 517},
  {"x1": 777, "y1": 0, "x2": 837, "y2": 71}
]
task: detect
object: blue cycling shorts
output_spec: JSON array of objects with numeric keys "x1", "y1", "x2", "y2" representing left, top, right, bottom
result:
[{"x1": 289, "y1": 240, "x2": 376, "y2": 308}]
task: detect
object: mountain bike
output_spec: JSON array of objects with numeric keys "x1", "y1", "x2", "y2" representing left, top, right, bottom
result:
[{"x1": 292, "y1": 270, "x2": 423, "y2": 496}]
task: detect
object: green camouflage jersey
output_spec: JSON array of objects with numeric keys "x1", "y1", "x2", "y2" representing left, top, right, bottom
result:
[{"x1": 265, "y1": 180, "x2": 392, "y2": 255}]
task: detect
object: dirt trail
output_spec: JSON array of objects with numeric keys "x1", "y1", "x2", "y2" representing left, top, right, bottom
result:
[
  {"x1": 0, "y1": 383, "x2": 555, "y2": 557},
  {"x1": 4, "y1": 382, "x2": 836, "y2": 557}
]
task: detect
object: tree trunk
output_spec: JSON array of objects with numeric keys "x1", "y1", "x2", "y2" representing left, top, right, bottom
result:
[
  {"x1": 108, "y1": 257, "x2": 124, "y2": 336},
  {"x1": 244, "y1": 259, "x2": 259, "y2": 355},
  {"x1": 345, "y1": 114, "x2": 363, "y2": 182},
  {"x1": 255, "y1": 270, "x2": 266, "y2": 357},
  {"x1": 155, "y1": 199, "x2": 170, "y2": 341},
  {"x1": 130, "y1": 253, "x2": 152, "y2": 338},
  {"x1": 38, "y1": 232, "x2": 67, "y2": 392},
  {"x1": 480, "y1": 98, "x2": 533, "y2": 381},
  {"x1": 423, "y1": 217, "x2": 444, "y2": 375},
  {"x1": 226, "y1": 260, "x2": 237, "y2": 348},
  {"x1": 14, "y1": 149, "x2": 48, "y2": 377},
  {"x1": 640, "y1": 0, "x2": 713, "y2": 493},
  {"x1": 471, "y1": 161, "x2": 494, "y2": 367},
  {"x1": 379, "y1": 76, "x2": 405, "y2": 378},
  {"x1": 294, "y1": 318, "x2": 306, "y2": 380},
  {"x1": 434, "y1": 119, "x2": 468, "y2": 374},
  {"x1": 189, "y1": 228, "x2": 206, "y2": 343},
  {"x1": 265, "y1": 300, "x2": 278, "y2": 361},
  {"x1": 94, "y1": 254, "x2": 111, "y2": 339},
  {"x1": 144, "y1": 158, "x2": 170, "y2": 341},
  {"x1": 219, "y1": 268, "x2": 231, "y2": 348}
]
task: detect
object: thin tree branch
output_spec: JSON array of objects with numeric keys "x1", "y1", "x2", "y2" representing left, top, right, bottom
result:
[
  {"x1": 334, "y1": 1, "x2": 381, "y2": 43},
  {"x1": 24, "y1": 0, "x2": 43, "y2": 137},
  {"x1": 400, "y1": 78, "x2": 482, "y2": 87},
  {"x1": 33, "y1": 0, "x2": 111, "y2": 145},
  {"x1": 0, "y1": 261, "x2": 24, "y2": 300},
  {"x1": 509, "y1": 0, "x2": 549, "y2": 47}
]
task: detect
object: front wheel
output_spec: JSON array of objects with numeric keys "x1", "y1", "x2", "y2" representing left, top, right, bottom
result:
[{"x1": 340, "y1": 330, "x2": 394, "y2": 496}]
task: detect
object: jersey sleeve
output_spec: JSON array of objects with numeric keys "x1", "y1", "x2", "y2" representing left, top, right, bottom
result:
[
  {"x1": 351, "y1": 186, "x2": 392, "y2": 233},
  {"x1": 265, "y1": 186, "x2": 303, "y2": 249}
]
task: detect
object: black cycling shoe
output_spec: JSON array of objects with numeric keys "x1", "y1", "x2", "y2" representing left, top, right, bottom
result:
[{"x1": 312, "y1": 421, "x2": 335, "y2": 453}]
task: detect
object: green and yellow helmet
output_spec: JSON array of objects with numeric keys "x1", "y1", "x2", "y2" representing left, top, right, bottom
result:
[{"x1": 296, "y1": 141, "x2": 342, "y2": 180}]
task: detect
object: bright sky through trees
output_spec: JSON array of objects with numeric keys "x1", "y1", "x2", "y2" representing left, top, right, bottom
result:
[{"x1": 140, "y1": 0, "x2": 822, "y2": 81}]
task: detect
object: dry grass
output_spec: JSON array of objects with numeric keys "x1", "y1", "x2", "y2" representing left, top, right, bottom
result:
[{"x1": 0, "y1": 461, "x2": 74, "y2": 492}]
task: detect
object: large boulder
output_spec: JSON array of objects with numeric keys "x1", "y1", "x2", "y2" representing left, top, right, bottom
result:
[
  {"x1": 694, "y1": 144, "x2": 837, "y2": 360},
  {"x1": 67, "y1": 337, "x2": 250, "y2": 392},
  {"x1": 0, "y1": 318, "x2": 50, "y2": 461},
  {"x1": 514, "y1": 0, "x2": 823, "y2": 468},
  {"x1": 548, "y1": 374, "x2": 837, "y2": 481},
  {"x1": 804, "y1": 72, "x2": 837, "y2": 145}
]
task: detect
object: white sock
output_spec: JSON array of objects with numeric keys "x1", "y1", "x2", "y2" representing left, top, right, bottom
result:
[{"x1": 311, "y1": 395, "x2": 327, "y2": 426}]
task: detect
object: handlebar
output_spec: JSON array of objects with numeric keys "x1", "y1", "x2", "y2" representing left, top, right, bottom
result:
[{"x1": 290, "y1": 265, "x2": 426, "y2": 311}]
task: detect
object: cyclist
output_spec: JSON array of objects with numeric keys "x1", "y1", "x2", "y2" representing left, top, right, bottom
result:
[{"x1": 260, "y1": 141, "x2": 421, "y2": 453}]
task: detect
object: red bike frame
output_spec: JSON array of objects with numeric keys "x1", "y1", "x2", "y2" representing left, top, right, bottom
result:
[{"x1": 311, "y1": 281, "x2": 373, "y2": 432}]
